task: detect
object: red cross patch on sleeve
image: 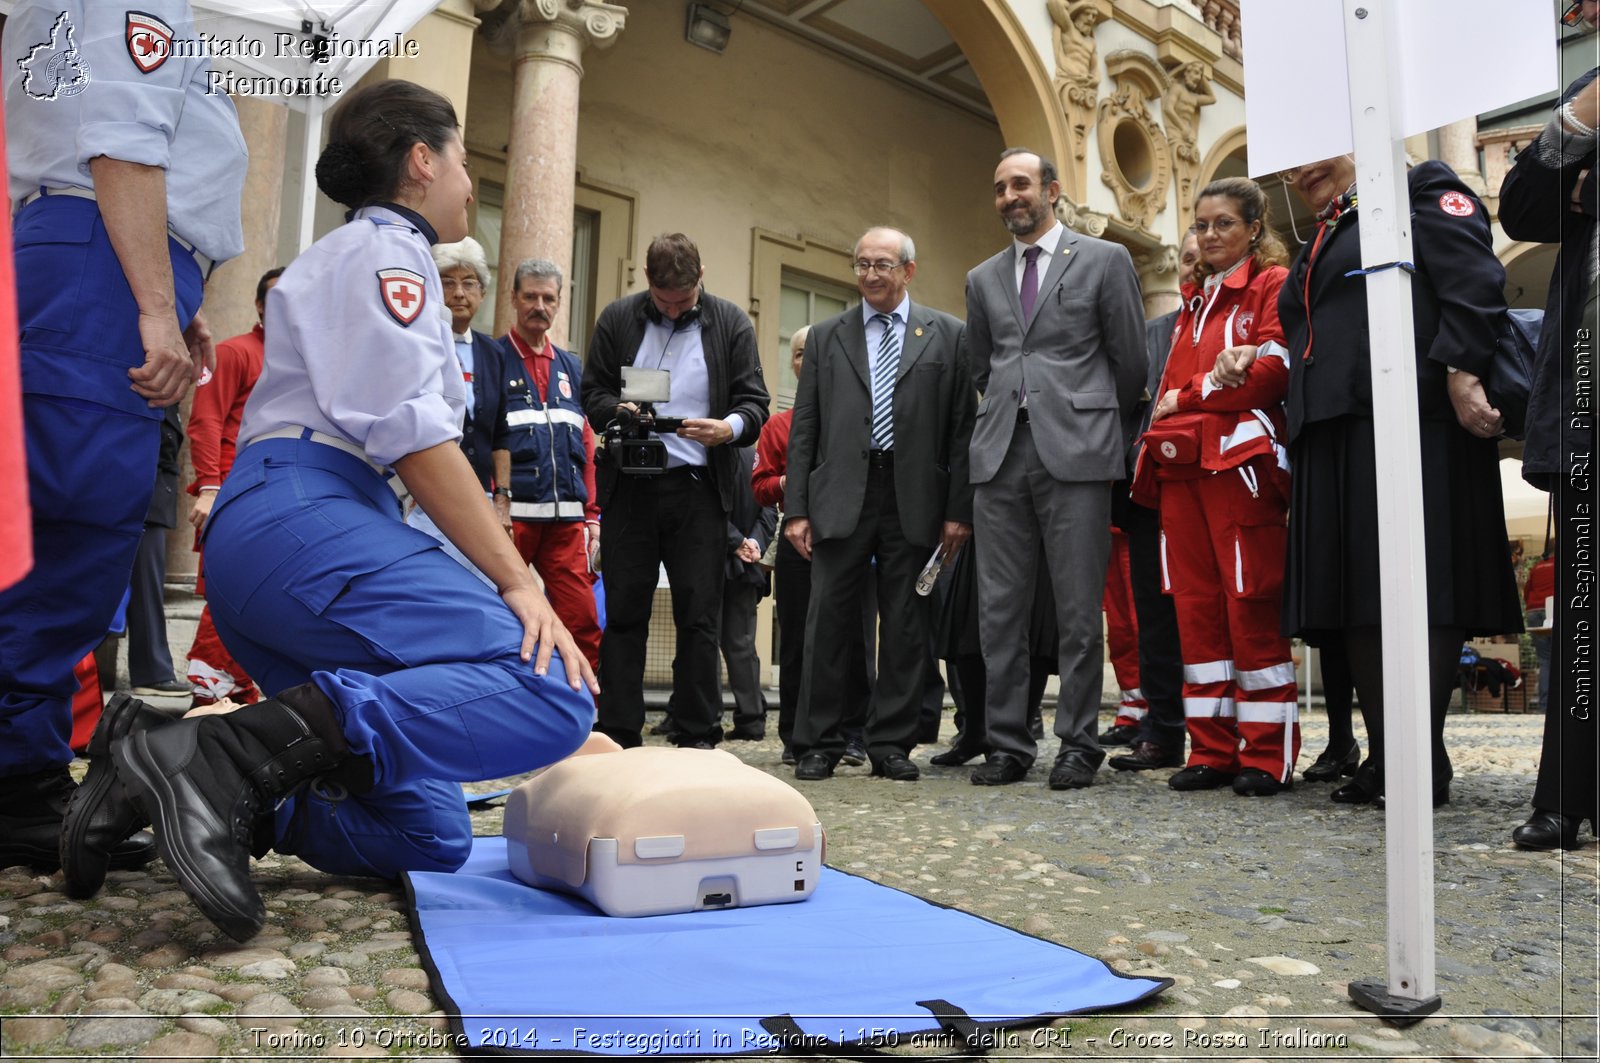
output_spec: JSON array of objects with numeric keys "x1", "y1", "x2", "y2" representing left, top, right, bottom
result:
[
  {"x1": 125, "y1": 11, "x2": 173, "y2": 74},
  {"x1": 378, "y1": 268, "x2": 427, "y2": 326},
  {"x1": 1437, "y1": 191, "x2": 1476, "y2": 217}
]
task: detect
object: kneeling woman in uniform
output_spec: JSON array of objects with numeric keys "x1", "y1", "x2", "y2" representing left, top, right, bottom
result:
[{"x1": 68, "y1": 80, "x2": 599, "y2": 942}]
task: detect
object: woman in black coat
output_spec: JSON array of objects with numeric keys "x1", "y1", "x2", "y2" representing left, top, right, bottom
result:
[
  {"x1": 1267, "y1": 156, "x2": 1524, "y2": 808},
  {"x1": 1498, "y1": 58, "x2": 1600, "y2": 851}
]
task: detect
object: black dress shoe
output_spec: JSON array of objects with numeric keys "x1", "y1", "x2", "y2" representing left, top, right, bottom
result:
[
  {"x1": 871, "y1": 753, "x2": 920, "y2": 781},
  {"x1": 1048, "y1": 753, "x2": 1097, "y2": 790},
  {"x1": 794, "y1": 753, "x2": 833, "y2": 781},
  {"x1": 723, "y1": 726, "x2": 765, "y2": 742},
  {"x1": 1232, "y1": 767, "x2": 1291, "y2": 797},
  {"x1": 60, "y1": 693, "x2": 176, "y2": 897},
  {"x1": 648, "y1": 716, "x2": 680, "y2": 737},
  {"x1": 970, "y1": 753, "x2": 1028, "y2": 786},
  {"x1": 1168, "y1": 764, "x2": 1235, "y2": 791},
  {"x1": 1097, "y1": 723, "x2": 1140, "y2": 747},
  {"x1": 781, "y1": 745, "x2": 796, "y2": 766},
  {"x1": 1330, "y1": 760, "x2": 1382, "y2": 805},
  {"x1": 1302, "y1": 740, "x2": 1360, "y2": 782},
  {"x1": 0, "y1": 767, "x2": 156, "y2": 875},
  {"x1": 1373, "y1": 780, "x2": 1450, "y2": 810},
  {"x1": 840, "y1": 737, "x2": 868, "y2": 767},
  {"x1": 931, "y1": 739, "x2": 988, "y2": 767},
  {"x1": 1109, "y1": 742, "x2": 1183, "y2": 771},
  {"x1": 1512, "y1": 809, "x2": 1584, "y2": 851}
]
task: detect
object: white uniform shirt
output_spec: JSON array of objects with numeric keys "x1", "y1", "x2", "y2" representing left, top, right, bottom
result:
[
  {"x1": 2, "y1": 0, "x2": 246, "y2": 262},
  {"x1": 240, "y1": 206, "x2": 467, "y2": 469}
]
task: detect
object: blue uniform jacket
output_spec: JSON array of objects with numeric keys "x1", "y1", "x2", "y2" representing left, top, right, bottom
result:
[
  {"x1": 461, "y1": 331, "x2": 510, "y2": 491},
  {"x1": 504, "y1": 339, "x2": 589, "y2": 521}
]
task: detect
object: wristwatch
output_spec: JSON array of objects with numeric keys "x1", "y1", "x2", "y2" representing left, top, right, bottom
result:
[{"x1": 493, "y1": 487, "x2": 512, "y2": 500}]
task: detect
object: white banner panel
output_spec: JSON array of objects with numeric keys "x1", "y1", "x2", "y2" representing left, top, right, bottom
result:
[{"x1": 1242, "y1": 0, "x2": 1559, "y2": 177}]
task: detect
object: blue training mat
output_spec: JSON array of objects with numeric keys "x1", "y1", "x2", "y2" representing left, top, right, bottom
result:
[{"x1": 403, "y1": 837, "x2": 1170, "y2": 1057}]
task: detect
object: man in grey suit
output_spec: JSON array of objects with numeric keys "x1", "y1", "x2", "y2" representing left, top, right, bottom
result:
[
  {"x1": 964, "y1": 148, "x2": 1147, "y2": 789},
  {"x1": 785, "y1": 227, "x2": 976, "y2": 782}
]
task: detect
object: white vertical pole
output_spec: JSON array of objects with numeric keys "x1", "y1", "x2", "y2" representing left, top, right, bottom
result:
[
  {"x1": 296, "y1": 100, "x2": 325, "y2": 253},
  {"x1": 1340, "y1": 0, "x2": 1438, "y2": 1015}
]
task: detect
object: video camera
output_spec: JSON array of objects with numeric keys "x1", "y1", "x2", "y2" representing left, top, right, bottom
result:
[{"x1": 603, "y1": 367, "x2": 683, "y2": 476}]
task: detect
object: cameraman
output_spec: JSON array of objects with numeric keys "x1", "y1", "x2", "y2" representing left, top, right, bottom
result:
[{"x1": 582, "y1": 234, "x2": 770, "y2": 749}]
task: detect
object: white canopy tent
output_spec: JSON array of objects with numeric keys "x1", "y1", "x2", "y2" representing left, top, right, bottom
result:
[
  {"x1": 1241, "y1": 0, "x2": 1555, "y2": 1022},
  {"x1": 0, "y1": 0, "x2": 446, "y2": 248}
]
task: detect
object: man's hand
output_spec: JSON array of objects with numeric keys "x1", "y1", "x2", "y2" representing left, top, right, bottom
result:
[
  {"x1": 678, "y1": 418, "x2": 734, "y2": 447},
  {"x1": 185, "y1": 308, "x2": 217, "y2": 387},
  {"x1": 1149, "y1": 388, "x2": 1182, "y2": 423},
  {"x1": 128, "y1": 310, "x2": 197, "y2": 407},
  {"x1": 1208, "y1": 344, "x2": 1258, "y2": 389},
  {"x1": 1446, "y1": 369, "x2": 1504, "y2": 439},
  {"x1": 784, "y1": 516, "x2": 813, "y2": 561},
  {"x1": 494, "y1": 493, "x2": 513, "y2": 535},
  {"x1": 188, "y1": 490, "x2": 216, "y2": 529},
  {"x1": 585, "y1": 521, "x2": 601, "y2": 572},
  {"x1": 940, "y1": 521, "x2": 971, "y2": 559},
  {"x1": 736, "y1": 537, "x2": 762, "y2": 563}
]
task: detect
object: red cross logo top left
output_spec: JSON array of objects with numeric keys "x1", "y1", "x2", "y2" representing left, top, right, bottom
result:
[
  {"x1": 378, "y1": 268, "x2": 427, "y2": 326},
  {"x1": 126, "y1": 11, "x2": 173, "y2": 74}
]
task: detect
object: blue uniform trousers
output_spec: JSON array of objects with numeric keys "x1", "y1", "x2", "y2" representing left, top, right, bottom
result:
[
  {"x1": 0, "y1": 199, "x2": 201, "y2": 776},
  {"x1": 202, "y1": 438, "x2": 594, "y2": 878}
]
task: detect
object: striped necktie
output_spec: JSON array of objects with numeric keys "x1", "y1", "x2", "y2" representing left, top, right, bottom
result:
[{"x1": 870, "y1": 312, "x2": 899, "y2": 450}]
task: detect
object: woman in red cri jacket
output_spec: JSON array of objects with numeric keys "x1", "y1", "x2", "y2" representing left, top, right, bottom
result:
[{"x1": 1136, "y1": 177, "x2": 1299, "y2": 797}]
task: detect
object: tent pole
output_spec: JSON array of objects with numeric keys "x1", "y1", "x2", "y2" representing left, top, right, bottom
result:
[
  {"x1": 297, "y1": 101, "x2": 324, "y2": 252},
  {"x1": 1339, "y1": 0, "x2": 1441, "y2": 1023}
]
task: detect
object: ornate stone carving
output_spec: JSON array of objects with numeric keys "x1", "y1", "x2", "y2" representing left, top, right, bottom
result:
[
  {"x1": 478, "y1": 0, "x2": 626, "y2": 61},
  {"x1": 1134, "y1": 242, "x2": 1183, "y2": 316},
  {"x1": 1047, "y1": 0, "x2": 1111, "y2": 199},
  {"x1": 1056, "y1": 195, "x2": 1110, "y2": 239},
  {"x1": 1160, "y1": 59, "x2": 1215, "y2": 231},
  {"x1": 1096, "y1": 52, "x2": 1173, "y2": 235}
]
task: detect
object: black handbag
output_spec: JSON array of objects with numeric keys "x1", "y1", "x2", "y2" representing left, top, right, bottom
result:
[{"x1": 1488, "y1": 308, "x2": 1540, "y2": 441}]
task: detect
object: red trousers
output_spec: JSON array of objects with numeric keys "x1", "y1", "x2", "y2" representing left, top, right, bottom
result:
[
  {"x1": 513, "y1": 519, "x2": 601, "y2": 673},
  {"x1": 1159, "y1": 467, "x2": 1299, "y2": 781},
  {"x1": 188, "y1": 553, "x2": 260, "y2": 704},
  {"x1": 1102, "y1": 526, "x2": 1146, "y2": 727}
]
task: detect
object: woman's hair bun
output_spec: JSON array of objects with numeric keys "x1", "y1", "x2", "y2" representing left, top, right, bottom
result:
[{"x1": 315, "y1": 140, "x2": 378, "y2": 209}]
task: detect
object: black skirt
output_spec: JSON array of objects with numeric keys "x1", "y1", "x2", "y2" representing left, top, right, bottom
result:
[{"x1": 1282, "y1": 414, "x2": 1524, "y2": 642}]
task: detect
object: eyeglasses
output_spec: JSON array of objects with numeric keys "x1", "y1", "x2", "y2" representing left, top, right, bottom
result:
[
  {"x1": 441, "y1": 278, "x2": 482, "y2": 293},
  {"x1": 1190, "y1": 216, "x2": 1243, "y2": 236},
  {"x1": 853, "y1": 259, "x2": 904, "y2": 276}
]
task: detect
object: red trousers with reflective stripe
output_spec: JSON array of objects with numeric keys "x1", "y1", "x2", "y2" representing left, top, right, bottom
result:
[
  {"x1": 513, "y1": 519, "x2": 601, "y2": 673},
  {"x1": 1102, "y1": 526, "x2": 1146, "y2": 727},
  {"x1": 1158, "y1": 468, "x2": 1299, "y2": 781},
  {"x1": 189, "y1": 552, "x2": 260, "y2": 704}
]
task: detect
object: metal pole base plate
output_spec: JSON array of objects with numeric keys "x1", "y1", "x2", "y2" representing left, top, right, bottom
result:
[{"x1": 1348, "y1": 980, "x2": 1443, "y2": 1026}]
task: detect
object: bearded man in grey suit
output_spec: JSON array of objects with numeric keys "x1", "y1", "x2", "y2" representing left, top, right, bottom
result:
[
  {"x1": 964, "y1": 148, "x2": 1147, "y2": 789},
  {"x1": 785, "y1": 227, "x2": 975, "y2": 783}
]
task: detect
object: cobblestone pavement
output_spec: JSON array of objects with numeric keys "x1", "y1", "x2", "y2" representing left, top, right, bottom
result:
[{"x1": 0, "y1": 593, "x2": 1594, "y2": 1061}]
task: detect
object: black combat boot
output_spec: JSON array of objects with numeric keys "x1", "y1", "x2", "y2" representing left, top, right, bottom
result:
[
  {"x1": 0, "y1": 767, "x2": 156, "y2": 875},
  {"x1": 59, "y1": 693, "x2": 180, "y2": 898},
  {"x1": 114, "y1": 683, "x2": 372, "y2": 942}
]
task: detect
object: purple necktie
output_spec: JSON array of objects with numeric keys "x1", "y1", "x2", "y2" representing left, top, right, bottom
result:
[{"x1": 1019, "y1": 245, "x2": 1042, "y2": 322}]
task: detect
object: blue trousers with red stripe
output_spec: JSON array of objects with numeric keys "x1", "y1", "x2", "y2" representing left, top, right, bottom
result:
[{"x1": 202, "y1": 438, "x2": 594, "y2": 878}]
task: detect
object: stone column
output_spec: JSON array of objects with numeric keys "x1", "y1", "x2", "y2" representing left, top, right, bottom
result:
[
  {"x1": 1438, "y1": 117, "x2": 1486, "y2": 196},
  {"x1": 171, "y1": 97, "x2": 289, "y2": 581},
  {"x1": 493, "y1": 0, "x2": 626, "y2": 342}
]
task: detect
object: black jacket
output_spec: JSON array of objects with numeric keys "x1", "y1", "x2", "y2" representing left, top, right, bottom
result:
[
  {"x1": 145, "y1": 406, "x2": 183, "y2": 528},
  {"x1": 582, "y1": 289, "x2": 770, "y2": 514},
  {"x1": 1500, "y1": 67, "x2": 1600, "y2": 491},
  {"x1": 724, "y1": 446, "x2": 777, "y2": 592},
  {"x1": 1279, "y1": 161, "x2": 1507, "y2": 443}
]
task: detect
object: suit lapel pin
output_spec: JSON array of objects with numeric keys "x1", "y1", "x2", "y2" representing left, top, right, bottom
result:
[{"x1": 914, "y1": 327, "x2": 924, "y2": 337}]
